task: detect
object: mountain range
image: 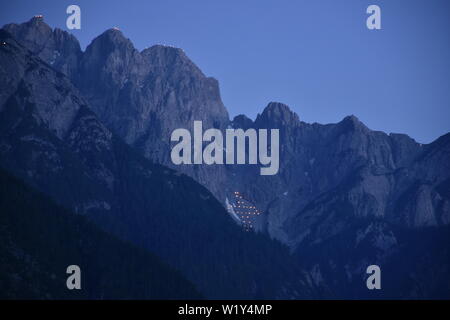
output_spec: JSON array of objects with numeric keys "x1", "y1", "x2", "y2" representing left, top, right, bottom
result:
[{"x1": 0, "y1": 16, "x2": 449, "y2": 299}]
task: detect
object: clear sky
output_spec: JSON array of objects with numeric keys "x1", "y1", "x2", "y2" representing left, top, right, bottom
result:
[{"x1": 1, "y1": 0, "x2": 449, "y2": 143}]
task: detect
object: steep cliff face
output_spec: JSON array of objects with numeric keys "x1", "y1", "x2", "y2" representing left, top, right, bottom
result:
[
  {"x1": 76, "y1": 30, "x2": 230, "y2": 198},
  {"x1": 76, "y1": 29, "x2": 229, "y2": 144}
]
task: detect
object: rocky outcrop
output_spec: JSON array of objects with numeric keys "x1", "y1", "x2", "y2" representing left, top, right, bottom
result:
[{"x1": 3, "y1": 16, "x2": 82, "y2": 78}]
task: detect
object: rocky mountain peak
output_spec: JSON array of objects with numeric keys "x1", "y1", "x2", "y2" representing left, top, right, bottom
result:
[
  {"x1": 338, "y1": 114, "x2": 369, "y2": 133},
  {"x1": 99, "y1": 27, "x2": 127, "y2": 42},
  {"x1": 2, "y1": 17, "x2": 81, "y2": 78},
  {"x1": 26, "y1": 15, "x2": 48, "y2": 28},
  {"x1": 28, "y1": 15, "x2": 46, "y2": 25},
  {"x1": 232, "y1": 114, "x2": 254, "y2": 130},
  {"x1": 3, "y1": 16, "x2": 81, "y2": 52},
  {"x1": 86, "y1": 27, "x2": 136, "y2": 56},
  {"x1": 255, "y1": 102, "x2": 300, "y2": 127},
  {"x1": 76, "y1": 27, "x2": 145, "y2": 98},
  {"x1": 16, "y1": 15, "x2": 48, "y2": 33},
  {"x1": 143, "y1": 44, "x2": 185, "y2": 56},
  {"x1": 141, "y1": 44, "x2": 205, "y2": 79},
  {"x1": 3, "y1": 16, "x2": 52, "y2": 52}
]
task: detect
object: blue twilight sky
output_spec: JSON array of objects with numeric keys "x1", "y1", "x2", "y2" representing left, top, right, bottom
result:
[{"x1": 1, "y1": 0, "x2": 449, "y2": 143}]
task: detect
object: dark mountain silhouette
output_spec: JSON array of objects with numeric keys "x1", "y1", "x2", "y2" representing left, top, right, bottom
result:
[{"x1": 0, "y1": 167, "x2": 201, "y2": 299}]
